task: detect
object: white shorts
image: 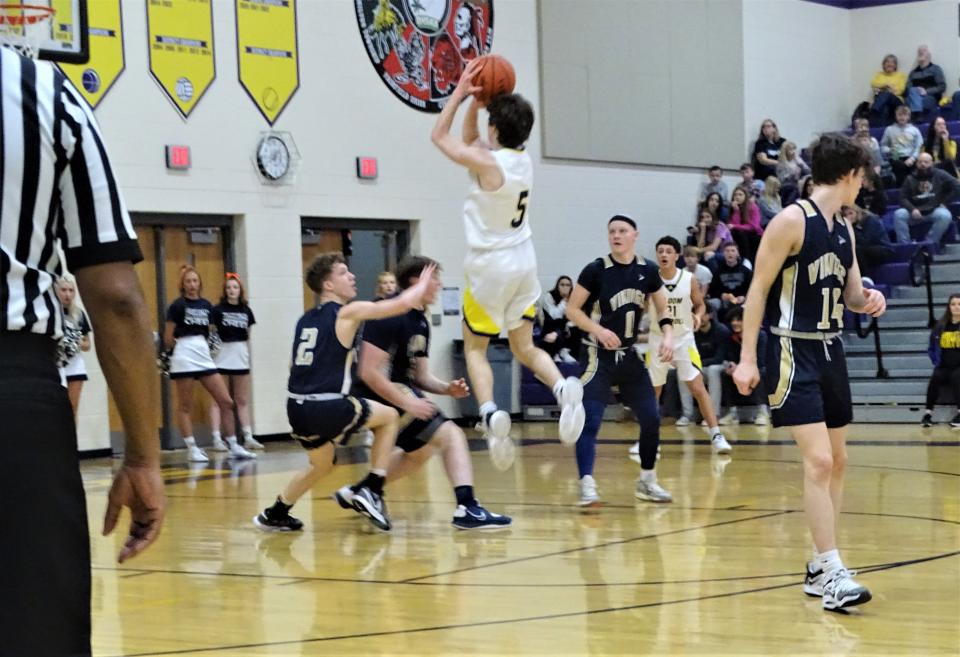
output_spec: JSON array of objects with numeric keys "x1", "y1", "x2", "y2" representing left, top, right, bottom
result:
[
  {"x1": 62, "y1": 353, "x2": 88, "y2": 381},
  {"x1": 170, "y1": 335, "x2": 218, "y2": 379},
  {"x1": 214, "y1": 340, "x2": 250, "y2": 374},
  {"x1": 646, "y1": 333, "x2": 703, "y2": 387},
  {"x1": 463, "y1": 239, "x2": 541, "y2": 336}
]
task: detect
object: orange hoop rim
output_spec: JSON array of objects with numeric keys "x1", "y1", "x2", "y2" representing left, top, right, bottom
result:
[{"x1": 0, "y1": 4, "x2": 55, "y2": 26}]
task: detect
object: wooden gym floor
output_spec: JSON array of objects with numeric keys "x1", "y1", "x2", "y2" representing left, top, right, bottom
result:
[{"x1": 81, "y1": 421, "x2": 960, "y2": 656}]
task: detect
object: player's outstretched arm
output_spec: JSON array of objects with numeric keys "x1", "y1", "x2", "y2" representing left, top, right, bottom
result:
[
  {"x1": 843, "y1": 228, "x2": 886, "y2": 317},
  {"x1": 431, "y1": 59, "x2": 499, "y2": 177},
  {"x1": 733, "y1": 206, "x2": 804, "y2": 394},
  {"x1": 336, "y1": 265, "x2": 437, "y2": 348},
  {"x1": 412, "y1": 355, "x2": 469, "y2": 398}
]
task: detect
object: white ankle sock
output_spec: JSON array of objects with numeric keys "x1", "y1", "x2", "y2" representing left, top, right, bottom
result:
[
  {"x1": 227, "y1": 436, "x2": 238, "y2": 447},
  {"x1": 183, "y1": 436, "x2": 196, "y2": 448},
  {"x1": 640, "y1": 468, "x2": 656, "y2": 483},
  {"x1": 479, "y1": 401, "x2": 497, "y2": 418},
  {"x1": 709, "y1": 425, "x2": 720, "y2": 434},
  {"x1": 242, "y1": 426, "x2": 253, "y2": 440},
  {"x1": 552, "y1": 379, "x2": 564, "y2": 401},
  {"x1": 211, "y1": 431, "x2": 222, "y2": 441},
  {"x1": 817, "y1": 548, "x2": 844, "y2": 575}
]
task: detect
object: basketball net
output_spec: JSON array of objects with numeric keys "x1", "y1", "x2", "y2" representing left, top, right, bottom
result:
[{"x1": 0, "y1": 3, "x2": 54, "y2": 59}]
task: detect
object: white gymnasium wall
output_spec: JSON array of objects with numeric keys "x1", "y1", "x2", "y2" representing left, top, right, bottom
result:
[
  {"x1": 848, "y1": 0, "x2": 958, "y2": 113},
  {"x1": 742, "y1": 0, "x2": 851, "y2": 159},
  {"x1": 74, "y1": 0, "x2": 775, "y2": 450}
]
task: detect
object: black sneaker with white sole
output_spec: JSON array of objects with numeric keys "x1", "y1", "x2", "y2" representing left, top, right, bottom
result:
[
  {"x1": 451, "y1": 503, "x2": 512, "y2": 530},
  {"x1": 351, "y1": 486, "x2": 391, "y2": 531},
  {"x1": 921, "y1": 411, "x2": 934, "y2": 428},
  {"x1": 253, "y1": 511, "x2": 303, "y2": 532}
]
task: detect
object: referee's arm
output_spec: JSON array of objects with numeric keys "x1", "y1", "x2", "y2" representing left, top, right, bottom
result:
[{"x1": 59, "y1": 82, "x2": 165, "y2": 562}]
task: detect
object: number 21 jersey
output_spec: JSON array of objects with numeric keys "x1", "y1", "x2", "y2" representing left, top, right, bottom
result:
[{"x1": 463, "y1": 148, "x2": 532, "y2": 250}]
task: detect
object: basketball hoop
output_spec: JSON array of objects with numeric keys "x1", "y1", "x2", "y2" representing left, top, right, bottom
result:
[{"x1": 0, "y1": 4, "x2": 54, "y2": 60}]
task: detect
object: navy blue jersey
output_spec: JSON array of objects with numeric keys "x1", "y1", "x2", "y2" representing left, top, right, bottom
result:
[
  {"x1": 212, "y1": 302, "x2": 255, "y2": 343},
  {"x1": 166, "y1": 297, "x2": 213, "y2": 338},
  {"x1": 287, "y1": 303, "x2": 356, "y2": 395},
  {"x1": 576, "y1": 255, "x2": 663, "y2": 347},
  {"x1": 358, "y1": 308, "x2": 430, "y2": 386},
  {"x1": 765, "y1": 199, "x2": 853, "y2": 333}
]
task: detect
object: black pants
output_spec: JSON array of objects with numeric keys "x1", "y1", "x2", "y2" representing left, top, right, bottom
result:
[
  {"x1": 730, "y1": 229, "x2": 761, "y2": 263},
  {"x1": 925, "y1": 366, "x2": 960, "y2": 409},
  {"x1": 0, "y1": 334, "x2": 90, "y2": 657},
  {"x1": 889, "y1": 158, "x2": 914, "y2": 187}
]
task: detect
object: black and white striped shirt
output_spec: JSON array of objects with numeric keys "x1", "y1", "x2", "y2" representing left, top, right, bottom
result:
[{"x1": 0, "y1": 47, "x2": 140, "y2": 339}]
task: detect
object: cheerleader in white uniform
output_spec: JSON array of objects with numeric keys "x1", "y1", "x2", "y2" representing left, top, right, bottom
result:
[
  {"x1": 55, "y1": 276, "x2": 92, "y2": 417},
  {"x1": 164, "y1": 265, "x2": 254, "y2": 462},
  {"x1": 209, "y1": 273, "x2": 263, "y2": 450}
]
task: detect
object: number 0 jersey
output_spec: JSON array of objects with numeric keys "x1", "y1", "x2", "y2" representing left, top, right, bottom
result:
[
  {"x1": 287, "y1": 303, "x2": 356, "y2": 395},
  {"x1": 765, "y1": 199, "x2": 853, "y2": 334},
  {"x1": 576, "y1": 255, "x2": 663, "y2": 349},
  {"x1": 463, "y1": 148, "x2": 533, "y2": 250}
]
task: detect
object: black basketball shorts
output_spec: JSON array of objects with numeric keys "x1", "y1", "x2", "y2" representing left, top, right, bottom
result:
[{"x1": 764, "y1": 336, "x2": 852, "y2": 429}]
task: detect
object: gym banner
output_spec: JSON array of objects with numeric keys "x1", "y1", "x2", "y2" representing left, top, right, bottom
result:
[
  {"x1": 236, "y1": 0, "x2": 299, "y2": 125},
  {"x1": 56, "y1": 0, "x2": 124, "y2": 109},
  {"x1": 146, "y1": 0, "x2": 216, "y2": 119},
  {"x1": 354, "y1": 0, "x2": 495, "y2": 113}
]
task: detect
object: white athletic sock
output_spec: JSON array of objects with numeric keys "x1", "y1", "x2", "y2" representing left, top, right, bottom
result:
[
  {"x1": 640, "y1": 468, "x2": 656, "y2": 483},
  {"x1": 211, "y1": 431, "x2": 222, "y2": 441},
  {"x1": 552, "y1": 379, "x2": 565, "y2": 401},
  {"x1": 479, "y1": 401, "x2": 497, "y2": 418},
  {"x1": 708, "y1": 425, "x2": 720, "y2": 435},
  {"x1": 227, "y1": 436, "x2": 238, "y2": 447},
  {"x1": 242, "y1": 426, "x2": 253, "y2": 440},
  {"x1": 183, "y1": 436, "x2": 196, "y2": 448},
  {"x1": 371, "y1": 468, "x2": 387, "y2": 477},
  {"x1": 817, "y1": 548, "x2": 844, "y2": 576}
]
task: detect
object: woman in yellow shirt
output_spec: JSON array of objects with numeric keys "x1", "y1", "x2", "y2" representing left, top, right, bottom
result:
[
  {"x1": 870, "y1": 54, "x2": 908, "y2": 126},
  {"x1": 925, "y1": 116, "x2": 959, "y2": 177}
]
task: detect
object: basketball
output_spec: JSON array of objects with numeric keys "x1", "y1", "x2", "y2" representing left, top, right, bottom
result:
[{"x1": 474, "y1": 54, "x2": 515, "y2": 104}]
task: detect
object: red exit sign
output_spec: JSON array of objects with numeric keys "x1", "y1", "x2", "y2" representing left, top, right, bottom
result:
[
  {"x1": 165, "y1": 145, "x2": 191, "y2": 170},
  {"x1": 356, "y1": 156, "x2": 378, "y2": 180}
]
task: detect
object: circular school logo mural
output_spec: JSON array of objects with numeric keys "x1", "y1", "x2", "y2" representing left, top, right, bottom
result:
[{"x1": 354, "y1": 0, "x2": 494, "y2": 113}]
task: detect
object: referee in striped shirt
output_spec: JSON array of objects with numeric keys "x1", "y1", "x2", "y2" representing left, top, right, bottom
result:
[{"x1": 0, "y1": 47, "x2": 165, "y2": 656}]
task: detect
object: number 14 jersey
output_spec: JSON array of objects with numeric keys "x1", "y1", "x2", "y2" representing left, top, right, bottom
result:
[{"x1": 463, "y1": 148, "x2": 532, "y2": 250}]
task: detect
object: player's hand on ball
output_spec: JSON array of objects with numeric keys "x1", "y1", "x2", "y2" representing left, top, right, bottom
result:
[
  {"x1": 447, "y1": 378, "x2": 470, "y2": 398},
  {"x1": 406, "y1": 396, "x2": 437, "y2": 420},
  {"x1": 862, "y1": 288, "x2": 886, "y2": 317},
  {"x1": 595, "y1": 328, "x2": 621, "y2": 350},
  {"x1": 658, "y1": 338, "x2": 674, "y2": 363},
  {"x1": 455, "y1": 58, "x2": 484, "y2": 99},
  {"x1": 733, "y1": 362, "x2": 760, "y2": 396}
]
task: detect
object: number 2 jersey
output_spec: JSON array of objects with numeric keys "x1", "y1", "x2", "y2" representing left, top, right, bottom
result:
[
  {"x1": 576, "y1": 255, "x2": 663, "y2": 349},
  {"x1": 287, "y1": 302, "x2": 356, "y2": 395},
  {"x1": 765, "y1": 199, "x2": 853, "y2": 334},
  {"x1": 463, "y1": 148, "x2": 532, "y2": 250}
]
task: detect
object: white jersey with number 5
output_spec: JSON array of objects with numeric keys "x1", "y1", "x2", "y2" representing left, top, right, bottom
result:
[
  {"x1": 463, "y1": 148, "x2": 533, "y2": 250},
  {"x1": 649, "y1": 269, "x2": 694, "y2": 342}
]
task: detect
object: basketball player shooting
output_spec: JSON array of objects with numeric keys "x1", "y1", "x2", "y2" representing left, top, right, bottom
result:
[{"x1": 430, "y1": 58, "x2": 585, "y2": 466}]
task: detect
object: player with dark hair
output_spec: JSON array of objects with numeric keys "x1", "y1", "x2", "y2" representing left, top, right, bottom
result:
[
  {"x1": 337, "y1": 255, "x2": 511, "y2": 529},
  {"x1": 431, "y1": 58, "x2": 584, "y2": 466},
  {"x1": 254, "y1": 253, "x2": 434, "y2": 533},
  {"x1": 565, "y1": 215, "x2": 675, "y2": 507},
  {"x1": 734, "y1": 133, "x2": 884, "y2": 611}
]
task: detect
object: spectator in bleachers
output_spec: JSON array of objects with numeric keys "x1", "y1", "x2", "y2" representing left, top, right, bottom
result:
[
  {"x1": 688, "y1": 208, "x2": 731, "y2": 262},
  {"x1": 868, "y1": 54, "x2": 907, "y2": 126},
  {"x1": 678, "y1": 309, "x2": 730, "y2": 427},
  {"x1": 847, "y1": 204, "x2": 893, "y2": 278},
  {"x1": 776, "y1": 141, "x2": 811, "y2": 204},
  {"x1": 728, "y1": 186, "x2": 763, "y2": 261},
  {"x1": 757, "y1": 176, "x2": 782, "y2": 227},
  {"x1": 739, "y1": 163, "x2": 764, "y2": 199},
  {"x1": 921, "y1": 293, "x2": 960, "y2": 427},
  {"x1": 537, "y1": 275, "x2": 578, "y2": 364},
  {"x1": 700, "y1": 190, "x2": 729, "y2": 222},
  {"x1": 924, "y1": 116, "x2": 959, "y2": 179},
  {"x1": 853, "y1": 117, "x2": 884, "y2": 174},
  {"x1": 881, "y1": 104, "x2": 923, "y2": 186},
  {"x1": 906, "y1": 44, "x2": 945, "y2": 119},
  {"x1": 752, "y1": 119, "x2": 786, "y2": 182},
  {"x1": 708, "y1": 242, "x2": 752, "y2": 315},
  {"x1": 698, "y1": 165, "x2": 729, "y2": 202},
  {"x1": 799, "y1": 174, "x2": 815, "y2": 200},
  {"x1": 373, "y1": 271, "x2": 397, "y2": 300},
  {"x1": 894, "y1": 152, "x2": 960, "y2": 245},
  {"x1": 855, "y1": 168, "x2": 888, "y2": 218},
  {"x1": 683, "y1": 245, "x2": 713, "y2": 295},
  {"x1": 720, "y1": 306, "x2": 769, "y2": 425}
]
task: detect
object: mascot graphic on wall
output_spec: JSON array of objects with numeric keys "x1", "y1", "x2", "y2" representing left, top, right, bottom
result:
[{"x1": 355, "y1": 0, "x2": 494, "y2": 112}]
